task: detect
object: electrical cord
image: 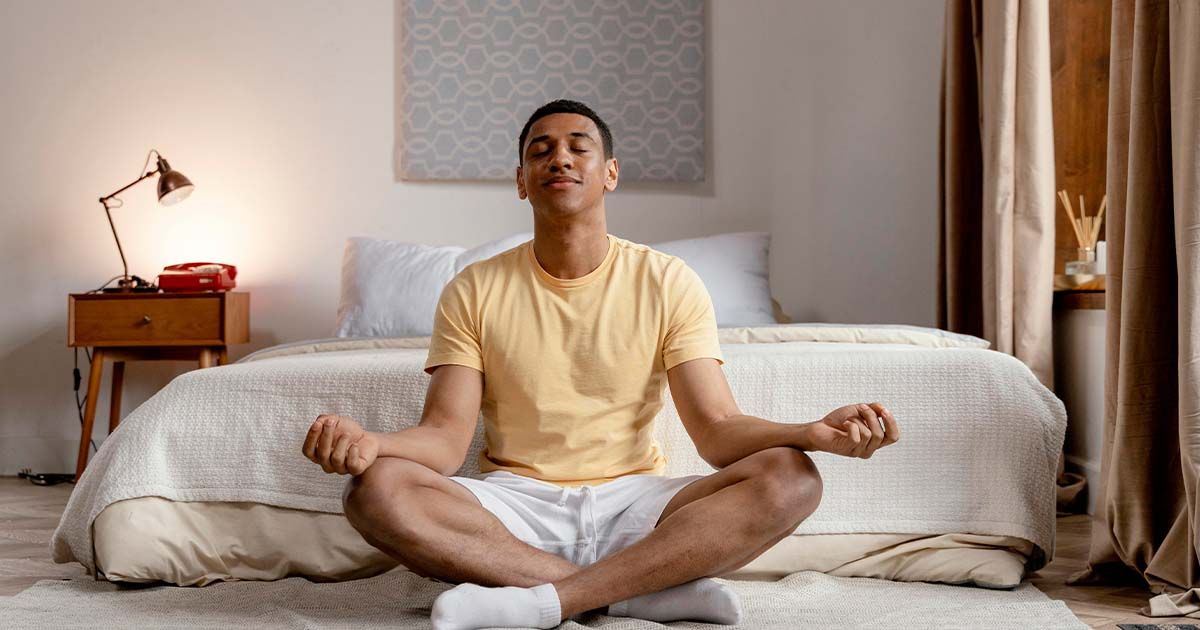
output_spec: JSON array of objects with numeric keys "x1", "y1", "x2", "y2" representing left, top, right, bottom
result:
[
  {"x1": 101, "y1": 150, "x2": 161, "y2": 212},
  {"x1": 90, "y1": 275, "x2": 125, "y2": 292},
  {"x1": 74, "y1": 346, "x2": 98, "y2": 458},
  {"x1": 89, "y1": 273, "x2": 155, "y2": 292},
  {"x1": 75, "y1": 276, "x2": 126, "y2": 459},
  {"x1": 138, "y1": 149, "x2": 160, "y2": 178},
  {"x1": 17, "y1": 469, "x2": 75, "y2": 486}
]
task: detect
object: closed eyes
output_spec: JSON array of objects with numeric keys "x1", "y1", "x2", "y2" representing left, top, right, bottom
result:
[{"x1": 534, "y1": 148, "x2": 587, "y2": 156}]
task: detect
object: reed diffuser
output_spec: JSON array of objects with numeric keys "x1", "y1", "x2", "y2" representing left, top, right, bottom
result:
[{"x1": 1058, "y1": 189, "x2": 1106, "y2": 275}]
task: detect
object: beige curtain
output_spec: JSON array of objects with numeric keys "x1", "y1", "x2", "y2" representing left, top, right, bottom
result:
[
  {"x1": 938, "y1": 0, "x2": 1082, "y2": 513},
  {"x1": 937, "y1": 0, "x2": 1056, "y2": 389},
  {"x1": 1069, "y1": 0, "x2": 1200, "y2": 617}
]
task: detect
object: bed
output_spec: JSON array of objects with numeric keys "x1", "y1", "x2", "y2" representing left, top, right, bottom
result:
[{"x1": 50, "y1": 322, "x2": 1066, "y2": 590}]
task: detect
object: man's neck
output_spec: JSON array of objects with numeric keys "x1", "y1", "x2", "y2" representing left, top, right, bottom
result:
[{"x1": 531, "y1": 216, "x2": 609, "y2": 280}]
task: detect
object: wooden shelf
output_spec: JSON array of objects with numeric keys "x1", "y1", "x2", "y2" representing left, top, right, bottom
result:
[{"x1": 1054, "y1": 290, "x2": 1105, "y2": 310}]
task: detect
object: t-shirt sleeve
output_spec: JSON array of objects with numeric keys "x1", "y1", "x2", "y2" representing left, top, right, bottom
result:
[
  {"x1": 662, "y1": 260, "x2": 724, "y2": 370},
  {"x1": 423, "y1": 272, "x2": 484, "y2": 375}
]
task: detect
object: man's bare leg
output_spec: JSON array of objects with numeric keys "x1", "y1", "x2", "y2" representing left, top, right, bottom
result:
[
  {"x1": 343, "y1": 457, "x2": 580, "y2": 588},
  {"x1": 551, "y1": 447, "x2": 822, "y2": 618},
  {"x1": 649, "y1": 450, "x2": 815, "y2": 579}
]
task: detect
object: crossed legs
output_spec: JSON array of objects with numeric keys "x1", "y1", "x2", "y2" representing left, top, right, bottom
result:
[{"x1": 343, "y1": 446, "x2": 822, "y2": 618}]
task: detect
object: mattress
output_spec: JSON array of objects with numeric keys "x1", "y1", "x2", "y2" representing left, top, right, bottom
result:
[
  {"x1": 51, "y1": 323, "x2": 1065, "y2": 587},
  {"x1": 93, "y1": 497, "x2": 1032, "y2": 588}
]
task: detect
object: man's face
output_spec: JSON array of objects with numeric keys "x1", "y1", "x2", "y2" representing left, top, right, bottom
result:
[{"x1": 517, "y1": 113, "x2": 618, "y2": 217}]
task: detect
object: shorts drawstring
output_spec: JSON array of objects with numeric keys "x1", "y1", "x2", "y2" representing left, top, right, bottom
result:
[
  {"x1": 556, "y1": 485, "x2": 599, "y2": 565},
  {"x1": 581, "y1": 486, "x2": 597, "y2": 564}
]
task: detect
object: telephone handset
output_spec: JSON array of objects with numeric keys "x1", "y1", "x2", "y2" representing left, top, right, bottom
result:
[{"x1": 157, "y1": 262, "x2": 238, "y2": 292}]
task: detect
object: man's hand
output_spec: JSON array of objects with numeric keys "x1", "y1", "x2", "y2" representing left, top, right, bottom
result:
[
  {"x1": 801, "y1": 403, "x2": 900, "y2": 459},
  {"x1": 302, "y1": 414, "x2": 380, "y2": 476}
]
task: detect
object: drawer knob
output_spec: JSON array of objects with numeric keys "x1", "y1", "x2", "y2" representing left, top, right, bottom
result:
[{"x1": 141, "y1": 314, "x2": 152, "y2": 325}]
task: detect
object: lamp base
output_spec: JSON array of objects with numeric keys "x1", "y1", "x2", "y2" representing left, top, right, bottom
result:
[
  {"x1": 100, "y1": 274, "x2": 159, "y2": 293},
  {"x1": 100, "y1": 286, "x2": 161, "y2": 293}
]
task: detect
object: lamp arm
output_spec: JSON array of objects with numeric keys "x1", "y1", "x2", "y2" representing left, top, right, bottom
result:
[
  {"x1": 98, "y1": 168, "x2": 159, "y2": 288},
  {"x1": 98, "y1": 169, "x2": 158, "y2": 204},
  {"x1": 99, "y1": 197, "x2": 130, "y2": 284}
]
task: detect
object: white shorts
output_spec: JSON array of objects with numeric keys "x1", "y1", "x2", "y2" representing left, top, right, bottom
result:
[{"x1": 448, "y1": 470, "x2": 706, "y2": 567}]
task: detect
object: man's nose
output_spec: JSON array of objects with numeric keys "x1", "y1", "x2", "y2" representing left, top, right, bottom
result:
[{"x1": 549, "y1": 147, "x2": 573, "y2": 171}]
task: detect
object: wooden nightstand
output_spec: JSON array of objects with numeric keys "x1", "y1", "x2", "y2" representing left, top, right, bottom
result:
[{"x1": 67, "y1": 291, "x2": 249, "y2": 480}]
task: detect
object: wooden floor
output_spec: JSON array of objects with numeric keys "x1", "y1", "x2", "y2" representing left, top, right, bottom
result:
[
  {"x1": 0, "y1": 477, "x2": 1193, "y2": 627},
  {"x1": 1027, "y1": 514, "x2": 1194, "y2": 627}
]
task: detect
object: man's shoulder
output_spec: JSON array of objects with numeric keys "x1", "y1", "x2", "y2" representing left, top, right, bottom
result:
[
  {"x1": 451, "y1": 234, "x2": 688, "y2": 286},
  {"x1": 454, "y1": 240, "x2": 528, "y2": 283},
  {"x1": 611, "y1": 235, "x2": 685, "y2": 273}
]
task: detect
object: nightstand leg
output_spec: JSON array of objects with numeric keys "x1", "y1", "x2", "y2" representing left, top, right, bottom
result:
[
  {"x1": 217, "y1": 348, "x2": 228, "y2": 366},
  {"x1": 199, "y1": 348, "x2": 215, "y2": 369},
  {"x1": 76, "y1": 349, "x2": 105, "y2": 482},
  {"x1": 108, "y1": 361, "x2": 125, "y2": 434}
]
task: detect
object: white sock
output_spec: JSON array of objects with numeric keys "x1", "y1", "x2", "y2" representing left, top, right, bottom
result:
[
  {"x1": 607, "y1": 577, "x2": 743, "y2": 625},
  {"x1": 430, "y1": 582, "x2": 561, "y2": 630}
]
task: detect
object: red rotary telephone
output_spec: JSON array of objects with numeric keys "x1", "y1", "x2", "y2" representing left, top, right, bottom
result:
[{"x1": 157, "y1": 262, "x2": 238, "y2": 292}]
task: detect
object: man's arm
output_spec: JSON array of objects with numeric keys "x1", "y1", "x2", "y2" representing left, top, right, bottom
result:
[
  {"x1": 665, "y1": 358, "x2": 901, "y2": 468},
  {"x1": 303, "y1": 363, "x2": 483, "y2": 476},
  {"x1": 377, "y1": 364, "x2": 483, "y2": 475},
  {"x1": 666, "y1": 358, "x2": 808, "y2": 469}
]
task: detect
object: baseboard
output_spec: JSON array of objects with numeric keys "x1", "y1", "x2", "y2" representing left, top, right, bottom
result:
[
  {"x1": 0, "y1": 437, "x2": 80, "y2": 476},
  {"x1": 1064, "y1": 454, "x2": 1101, "y2": 516}
]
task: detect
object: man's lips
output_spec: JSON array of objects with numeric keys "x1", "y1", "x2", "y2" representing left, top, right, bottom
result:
[{"x1": 544, "y1": 177, "x2": 579, "y2": 189}]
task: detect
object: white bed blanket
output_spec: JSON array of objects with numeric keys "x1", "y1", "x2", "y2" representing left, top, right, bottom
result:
[{"x1": 51, "y1": 324, "x2": 1065, "y2": 574}]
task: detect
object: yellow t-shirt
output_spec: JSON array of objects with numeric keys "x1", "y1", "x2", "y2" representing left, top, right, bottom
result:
[{"x1": 423, "y1": 233, "x2": 724, "y2": 487}]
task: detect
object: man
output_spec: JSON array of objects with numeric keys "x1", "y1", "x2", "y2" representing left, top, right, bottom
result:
[{"x1": 302, "y1": 99, "x2": 900, "y2": 630}]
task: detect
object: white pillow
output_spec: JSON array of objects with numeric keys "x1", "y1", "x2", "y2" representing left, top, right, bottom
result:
[
  {"x1": 334, "y1": 237, "x2": 461, "y2": 338},
  {"x1": 650, "y1": 231, "x2": 775, "y2": 326},
  {"x1": 335, "y1": 233, "x2": 534, "y2": 338},
  {"x1": 455, "y1": 232, "x2": 533, "y2": 275}
]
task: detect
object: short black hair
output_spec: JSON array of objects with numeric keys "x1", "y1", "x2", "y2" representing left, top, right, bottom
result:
[{"x1": 517, "y1": 99, "x2": 614, "y2": 164}]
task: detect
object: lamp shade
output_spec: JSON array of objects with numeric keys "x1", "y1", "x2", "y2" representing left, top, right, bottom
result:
[{"x1": 156, "y1": 158, "x2": 194, "y2": 205}]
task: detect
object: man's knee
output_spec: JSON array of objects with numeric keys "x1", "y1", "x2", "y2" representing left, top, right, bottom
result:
[
  {"x1": 749, "y1": 447, "x2": 823, "y2": 525},
  {"x1": 342, "y1": 458, "x2": 437, "y2": 534}
]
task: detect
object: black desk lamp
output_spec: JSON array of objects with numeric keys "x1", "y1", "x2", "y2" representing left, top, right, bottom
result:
[{"x1": 98, "y1": 149, "x2": 194, "y2": 293}]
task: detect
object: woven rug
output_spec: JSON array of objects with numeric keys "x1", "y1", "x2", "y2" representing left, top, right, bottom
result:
[{"x1": 0, "y1": 569, "x2": 1087, "y2": 629}]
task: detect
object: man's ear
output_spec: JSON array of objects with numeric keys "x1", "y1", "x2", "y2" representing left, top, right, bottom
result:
[
  {"x1": 604, "y1": 158, "x2": 619, "y2": 192},
  {"x1": 516, "y1": 165, "x2": 527, "y2": 200}
]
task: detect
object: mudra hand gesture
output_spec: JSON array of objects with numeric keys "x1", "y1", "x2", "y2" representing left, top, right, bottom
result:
[
  {"x1": 302, "y1": 414, "x2": 380, "y2": 475},
  {"x1": 803, "y1": 403, "x2": 899, "y2": 459}
]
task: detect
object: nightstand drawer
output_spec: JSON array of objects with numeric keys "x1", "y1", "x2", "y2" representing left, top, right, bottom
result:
[{"x1": 71, "y1": 296, "x2": 222, "y2": 345}]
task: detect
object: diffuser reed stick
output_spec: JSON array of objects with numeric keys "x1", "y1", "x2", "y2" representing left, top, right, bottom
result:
[{"x1": 1090, "y1": 196, "x2": 1107, "y2": 245}]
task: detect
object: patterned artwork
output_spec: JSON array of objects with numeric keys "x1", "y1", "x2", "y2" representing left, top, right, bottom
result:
[{"x1": 396, "y1": 0, "x2": 706, "y2": 182}]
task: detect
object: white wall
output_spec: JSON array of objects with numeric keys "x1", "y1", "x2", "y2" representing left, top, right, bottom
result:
[
  {"x1": 764, "y1": 0, "x2": 944, "y2": 325},
  {"x1": 0, "y1": 0, "x2": 944, "y2": 474}
]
